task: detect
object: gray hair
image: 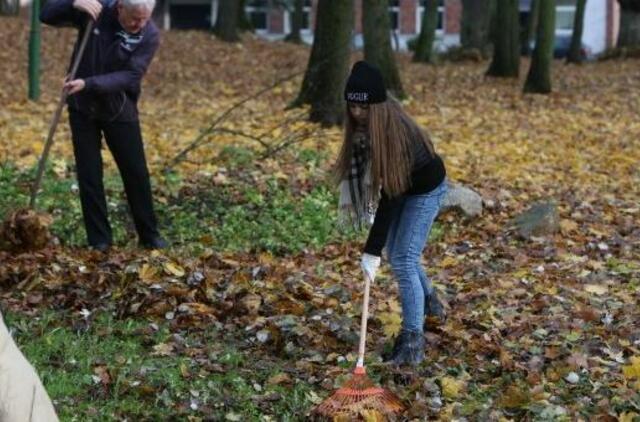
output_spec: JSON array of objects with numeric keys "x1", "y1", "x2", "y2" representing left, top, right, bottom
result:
[{"x1": 121, "y1": 0, "x2": 156, "y2": 11}]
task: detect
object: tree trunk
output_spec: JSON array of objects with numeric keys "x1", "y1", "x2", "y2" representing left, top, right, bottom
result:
[
  {"x1": 460, "y1": 0, "x2": 494, "y2": 56},
  {"x1": 237, "y1": 0, "x2": 253, "y2": 32},
  {"x1": 522, "y1": 0, "x2": 539, "y2": 55},
  {"x1": 286, "y1": 0, "x2": 304, "y2": 43},
  {"x1": 617, "y1": 0, "x2": 640, "y2": 47},
  {"x1": 486, "y1": 0, "x2": 520, "y2": 78},
  {"x1": 413, "y1": 0, "x2": 439, "y2": 64},
  {"x1": 293, "y1": 0, "x2": 353, "y2": 126},
  {"x1": 0, "y1": 0, "x2": 19, "y2": 15},
  {"x1": 213, "y1": 0, "x2": 240, "y2": 42},
  {"x1": 524, "y1": 0, "x2": 555, "y2": 93},
  {"x1": 363, "y1": 0, "x2": 404, "y2": 98},
  {"x1": 567, "y1": 0, "x2": 587, "y2": 63}
]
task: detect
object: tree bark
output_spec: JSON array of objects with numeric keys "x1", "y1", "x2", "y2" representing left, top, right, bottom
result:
[
  {"x1": 414, "y1": 0, "x2": 439, "y2": 64},
  {"x1": 213, "y1": 0, "x2": 240, "y2": 42},
  {"x1": 0, "y1": 0, "x2": 19, "y2": 15},
  {"x1": 567, "y1": 0, "x2": 587, "y2": 63},
  {"x1": 460, "y1": 0, "x2": 494, "y2": 56},
  {"x1": 522, "y1": 0, "x2": 539, "y2": 56},
  {"x1": 363, "y1": 0, "x2": 404, "y2": 98},
  {"x1": 286, "y1": 0, "x2": 304, "y2": 43},
  {"x1": 293, "y1": 0, "x2": 354, "y2": 126},
  {"x1": 237, "y1": 0, "x2": 253, "y2": 32},
  {"x1": 486, "y1": 0, "x2": 520, "y2": 78},
  {"x1": 618, "y1": 0, "x2": 640, "y2": 47},
  {"x1": 524, "y1": 0, "x2": 555, "y2": 93}
]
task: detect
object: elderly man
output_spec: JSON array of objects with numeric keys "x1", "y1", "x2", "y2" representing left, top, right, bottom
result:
[{"x1": 41, "y1": 0, "x2": 167, "y2": 252}]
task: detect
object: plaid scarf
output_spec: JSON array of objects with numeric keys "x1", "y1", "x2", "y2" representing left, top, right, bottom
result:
[
  {"x1": 116, "y1": 30, "x2": 144, "y2": 52},
  {"x1": 338, "y1": 132, "x2": 378, "y2": 228}
]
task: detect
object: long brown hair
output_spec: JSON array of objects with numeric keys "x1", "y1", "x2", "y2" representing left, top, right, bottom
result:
[{"x1": 335, "y1": 96, "x2": 436, "y2": 197}]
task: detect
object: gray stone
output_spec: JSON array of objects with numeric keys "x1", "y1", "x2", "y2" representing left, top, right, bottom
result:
[
  {"x1": 511, "y1": 201, "x2": 560, "y2": 239},
  {"x1": 441, "y1": 182, "x2": 483, "y2": 217}
]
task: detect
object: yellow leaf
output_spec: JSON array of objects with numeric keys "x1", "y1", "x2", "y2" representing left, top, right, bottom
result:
[
  {"x1": 559, "y1": 219, "x2": 578, "y2": 234},
  {"x1": 164, "y1": 262, "x2": 185, "y2": 277},
  {"x1": 377, "y1": 311, "x2": 401, "y2": 337},
  {"x1": 360, "y1": 409, "x2": 384, "y2": 422},
  {"x1": 441, "y1": 376, "x2": 464, "y2": 399},
  {"x1": 139, "y1": 264, "x2": 157, "y2": 284},
  {"x1": 619, "y1": 412, "x2": 639, "y2": 422},
  {"x1": 439, "y1": 256, "x2": 457, "y2": 268},
  {"x1": 584, "y1": 284, "x2": 607, "y2": 295},
  {"x1": 622, "y1": 356, "x2": 640, "y2": 380}
]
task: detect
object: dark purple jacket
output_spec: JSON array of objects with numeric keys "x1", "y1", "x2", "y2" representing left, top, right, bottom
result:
[{"x1": 40, "y1": 0, "x2": 159, "y2": 122}]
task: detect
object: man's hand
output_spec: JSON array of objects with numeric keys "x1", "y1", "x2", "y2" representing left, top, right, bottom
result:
[
  {"x1": 361, "y1": 253, "x2": 381, "y2": 282},
  {"x1": 72, "y1": 0, "x2": 102, "y2": 20},
  {"x1": 64, "y1": 79, "x2": 86, "y2": 94}
]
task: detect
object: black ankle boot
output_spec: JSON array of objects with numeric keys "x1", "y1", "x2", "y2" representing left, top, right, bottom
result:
[
  {"x1": 385, "y1": 329, "x2": 425, "y2": 366},
  {"x1": 425, "y1": 288, "x2": 446, "y2": 329}
]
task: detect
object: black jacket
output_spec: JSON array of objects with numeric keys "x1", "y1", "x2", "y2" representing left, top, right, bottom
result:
[
  {"x1": 40, "y1": 0, "x2": 159, "y2": 121},
  {"x1": 363, "y1": 140, "x2": 446, "y2": 257}
]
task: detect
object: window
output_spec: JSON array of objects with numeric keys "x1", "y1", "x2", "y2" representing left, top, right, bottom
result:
[
  {"x1": 246, "y1": 0, "x2": 269, "y2": 32},
  {"x1": 556, "y1": 0, "x2": 576, "y2": 33},
  {"x1": 417, "y1": 0, "x2": 445, "y2": 33},
  {"x1": 389, "y1": 0, "x2": 400, "y2": 31}
]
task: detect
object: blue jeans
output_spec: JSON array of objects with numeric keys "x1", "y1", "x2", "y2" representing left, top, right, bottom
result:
[{"x1": 385, "y1": 180, "x2": 447, "y2": 332}]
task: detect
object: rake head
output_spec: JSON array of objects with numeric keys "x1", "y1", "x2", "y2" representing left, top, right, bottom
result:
[
  {"x1": 0, "y1": 208, "x2": 53, "y2": 253},
  {"x1": 313, "y1": 366, "x2": 404, "y2": 420}
]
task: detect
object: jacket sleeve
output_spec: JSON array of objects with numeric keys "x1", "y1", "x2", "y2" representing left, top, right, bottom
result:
[
  {"x1": 0, "y1": 313, "x2": 59, "y2": 422},
  {"x1": 40, "y1": 0, "x2": 84, "y2": 27},
  {"x1": 84, "y1": 31, "x2": 160, "y2": 94},
  {"x1": 363, "y1": 192, "x2": 403, "y2": 257}
]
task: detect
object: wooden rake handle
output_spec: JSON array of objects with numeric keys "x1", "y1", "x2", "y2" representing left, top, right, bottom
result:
[
  {"x1": 29, "y1": 19, "x2": 94, "y2": 209},
  {"x1": 356, "y1": 272, "x2": 373, "y2": 369}
]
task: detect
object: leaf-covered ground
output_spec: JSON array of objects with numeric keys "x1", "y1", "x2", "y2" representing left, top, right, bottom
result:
[{"x1": 1, "y1": 16, "x2": 640, "y2": 421}]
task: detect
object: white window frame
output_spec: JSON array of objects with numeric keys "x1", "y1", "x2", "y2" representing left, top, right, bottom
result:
[
  {"x1": 555, "y1": 5, "x2": 576, "y2": 36},
  {"x1": 246, "y1": 0, "x2": 269, "y2": 34},
  {"x1": 416, "y1": 0, "x2": 445, "y2": 35}
]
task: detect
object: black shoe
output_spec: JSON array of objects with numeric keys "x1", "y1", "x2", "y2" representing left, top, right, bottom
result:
[
  {"x1": 89, "y1": 243, "x2": 111, "y2": 253},
  {"x1": 385, "y1": 329, "x2": 425, "y2": 366},
  {"x1": 140, "y1": 236, "x2": 168, "y2": 250},
  {"x1": 425, "y1": 288, "x2": 446, "y2": 329}
]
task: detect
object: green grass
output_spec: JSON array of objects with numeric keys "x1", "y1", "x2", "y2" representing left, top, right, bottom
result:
[
  {"x1": 4, "y1": 310, "x2": 316, "y2": 421},
  {"x1": 0, "y1": 146, "x2": 358, "y2": 254}
]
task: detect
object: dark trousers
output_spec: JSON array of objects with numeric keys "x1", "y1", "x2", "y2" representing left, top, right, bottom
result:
[{"x1": 69, "y1": 111, "x2": 160, "y2": 246}]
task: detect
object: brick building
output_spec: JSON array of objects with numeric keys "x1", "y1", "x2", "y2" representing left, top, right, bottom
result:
[{"x1": 158, "y1": 0, "x2": 620, "y2": 55}]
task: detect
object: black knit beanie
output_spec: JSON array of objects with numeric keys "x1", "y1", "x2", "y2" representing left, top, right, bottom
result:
[{"x1": 344, "y1": 61, "x2": 387, "y2": 104}]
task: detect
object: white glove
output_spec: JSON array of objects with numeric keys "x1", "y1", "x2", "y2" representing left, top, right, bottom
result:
[{"x1": 361, "y1": 253, "x2": 381, "y2": 282}]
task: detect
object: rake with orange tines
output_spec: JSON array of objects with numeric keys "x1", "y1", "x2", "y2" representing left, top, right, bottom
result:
[{"x1": 313, "y1": 273, "x2": 405, "y2": 419}]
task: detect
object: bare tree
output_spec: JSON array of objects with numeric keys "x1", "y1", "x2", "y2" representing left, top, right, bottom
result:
[
  {"x1": 617, "y1": 0, "x2": 640, "y2": 47},
  {"x1": 567, "y1": 0, "x2": 587, "y2": 63},
  {"x1": 0, "y1": 0, "x2": 19, "y2": 15},
  {"x1": 292, "y1": 0, "x2": 354, "y2": 125},
  {"x1": 414, "y1": 0, "x2": 439, "y2": 63},
  {"x1": 363, "y1": 0, "x2": 404, "y2": 97},
  {"x1": 213, "y1": 0, "x2": 240, "y2": 42},
  {"x1": 487, "y1": 0, "x2": 520, "y2": 78},
  {"x1": 460, "y1": 0, "x2": 494, "y2": 57},
  {"x1": 285, "y1": 0, "x2": 304, "y2": 43},
  {"x1": 524, "y1": 0, "x2": 555, "y2": 93}
]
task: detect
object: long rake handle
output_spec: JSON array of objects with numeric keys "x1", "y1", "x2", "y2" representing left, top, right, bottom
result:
[
  {"x1": 356, "y1": 273, "x2": 372, "y2": 369},
  {"x1": 29, "y1": 19, "x2": 94, "y2": 209}
]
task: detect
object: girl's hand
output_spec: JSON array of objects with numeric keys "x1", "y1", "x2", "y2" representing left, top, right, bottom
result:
[{"x1": 361, "y1": 253, "x2": 381, "y2": 282}]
